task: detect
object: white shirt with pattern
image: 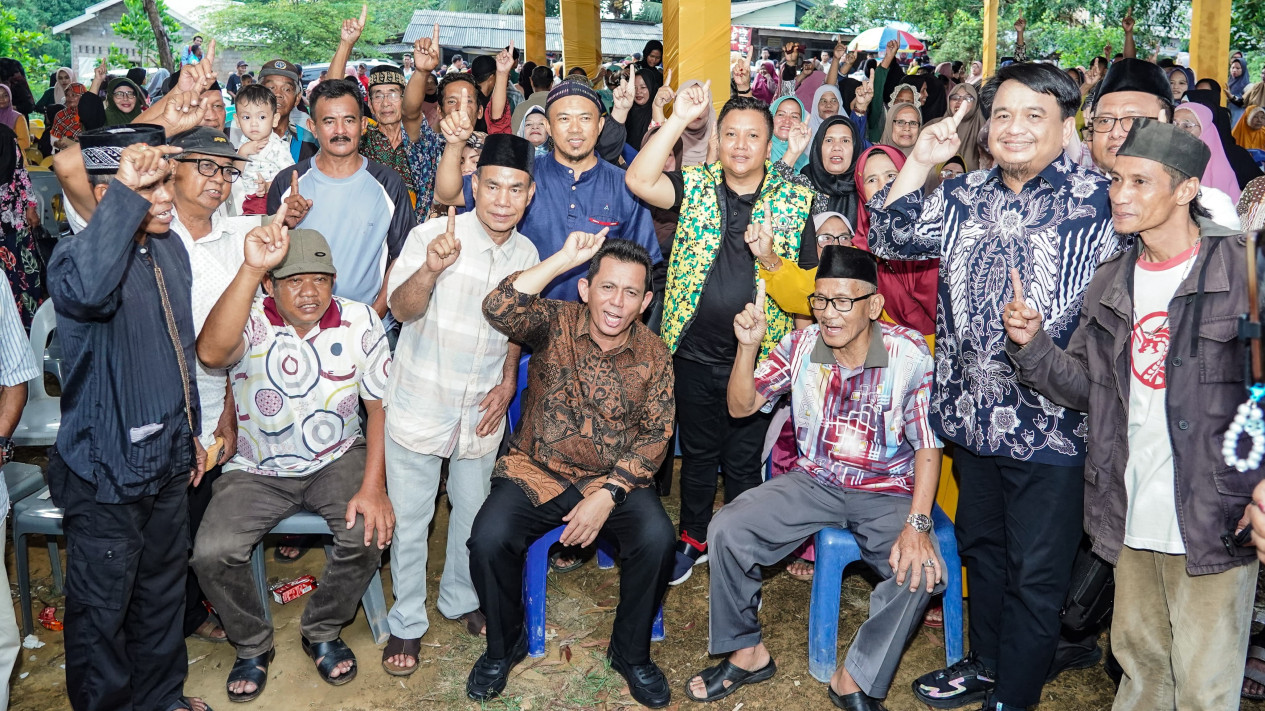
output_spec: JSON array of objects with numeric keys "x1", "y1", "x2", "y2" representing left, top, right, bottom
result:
[
  {"x1": 226, "y1": 295, "x2": 391, "y2": 477},
  {"x1": 384, "y1": 211, "x2": 539, "y2": 459}
]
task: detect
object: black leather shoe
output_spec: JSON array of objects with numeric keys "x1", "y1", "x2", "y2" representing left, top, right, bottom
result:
[
  {"x1": 607, "y1": 648, "x2": 671, "y2": 708},
  {"x1": 828, "y1": 685, "x2": 889, "y2": 711},
  {"x1": 466, "y1": 632, "x2": 528, "y2": 701}
]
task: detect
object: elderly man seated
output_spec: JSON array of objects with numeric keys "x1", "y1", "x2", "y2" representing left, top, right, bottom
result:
[
  {"x1": 685, "y1": 246, "x2": 944, "y2": 711},
  {"x1": 192, "y1": 212, "x2": 394, "y2": 703}
]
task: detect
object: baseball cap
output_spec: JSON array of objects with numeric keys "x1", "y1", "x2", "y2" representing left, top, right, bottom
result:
[
  {"x1": 259, "y1": 59, "x2": 300, "y2": 83},
  {"x1": 237, "y1": 60, "x2": 248, "y2": 68},
  {"x1": 272, "y1": 229, "x2": 337, "y2": 279},
  {"x1": 168, "y1": 127, "x2": 248, "y2": 162}
]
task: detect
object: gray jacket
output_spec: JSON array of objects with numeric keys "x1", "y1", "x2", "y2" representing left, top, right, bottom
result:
[{"x1": 1008, "y1": 219, "x2": 1262, "y2": 575}]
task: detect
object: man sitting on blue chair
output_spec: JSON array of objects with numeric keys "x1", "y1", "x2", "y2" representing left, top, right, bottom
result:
[
  {"x1": 191, "y1": 210, "x2": 395, "y2": 703},
  {"x1": 685, "y1": 246, "x2": 944, "y2": 711},
  {"x1": 467, "y1": 232, "x2": 676, "y2": 708}
]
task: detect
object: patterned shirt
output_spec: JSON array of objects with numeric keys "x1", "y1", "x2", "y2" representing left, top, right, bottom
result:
[
  {"x1": 755, "y1": 322, "x2": 939, "y2": 494},
  {"x1": 867, "y1": 153, "x2": 1121, "y2": 465},
  {"x1": 361, "y1": 123, "x2": 422, "y2": 221},
  {"x1": 482, "y1": 275, "x2": 675, "y2": 504},
  {"x1": 226, "y1": 295, "x2": 391, "y2": 478},
  {"x1": 384, "y1": 212, "x2": 539, "y2": 459},
  {"x1": 406, "y1": 116, "x2": 447, "y2": 222}
]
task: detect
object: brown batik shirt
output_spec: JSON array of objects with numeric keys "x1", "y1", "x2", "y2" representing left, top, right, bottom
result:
[{"x1": 482, "y1": 274, "x2": 675, "y2": 505}]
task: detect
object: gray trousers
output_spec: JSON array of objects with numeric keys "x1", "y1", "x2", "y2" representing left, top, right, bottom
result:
[
  {"x1": 707, "y1": 471, "x2": 944, "y2": 698},
  {"x1": 191, "y1": 442, "x2": 384, "y2": 658}
]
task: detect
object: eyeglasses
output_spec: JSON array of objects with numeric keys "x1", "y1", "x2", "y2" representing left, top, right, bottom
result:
[
  {"x1": 175, "y1": 158, "x2": 242, "y2": 183},
  {"x1": 817, "y1": 232, "x2": 854, "y2": 246},
  {"x1": 1090, "y1": 115, "x2": 1154, "y2": 134},
  {"x1": 808, "y1": 292, "x2": 875, "y2": 313},
  {"x1": 892, "y1": 119, "x2": 920, "y2": 129},
  {"x1": 949, "y1": 94, "x2": 976, "y2": 103},
  {"x1": 1174, "y1": 119, "x2": 1200, "y2": 133},
  {"x1": 940, "y1": 168, "x2": 963, "y2": 179},
  {"x1": 112, "y1": 90, "x2": 137, "y2": 100},
  {"x1": 370, "y1": 89, "x2": 402, "y2": 102}
]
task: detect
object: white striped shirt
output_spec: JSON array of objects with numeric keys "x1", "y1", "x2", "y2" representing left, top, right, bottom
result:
[{"x1": 0, "y1": 279, "x2": 41, "y2": 510}]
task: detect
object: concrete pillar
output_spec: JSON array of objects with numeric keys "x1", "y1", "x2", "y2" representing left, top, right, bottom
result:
[
  {"x1": 981, "y1": 0, "x2": 999, "y2": 78},
  {"x1": 523, "y1": 0, "x2": 547, "y2": 66},
  {"x1": 560, "y1": 0, "x2": 602, "y2": 79},
  {"x1": 662, "y1": 0, "x2": 732, "y2": 110},
  {"x1": 1189, "y1": 0, "x2": 1231, "y2": 100}
]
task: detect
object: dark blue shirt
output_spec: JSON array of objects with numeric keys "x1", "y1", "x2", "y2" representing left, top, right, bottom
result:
[
  {"x1": 48, "y1": 185, "x2": 200, "y2": 504},
  {"x1": 460, "y1": 152, "x2": 662, "y2": 301}
]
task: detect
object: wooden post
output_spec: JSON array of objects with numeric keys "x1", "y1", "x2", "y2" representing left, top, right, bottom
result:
[
  {"x1": 981, "y1": 0, "x2": 998, "y2": 78},
  {"x1": 560, "y1": 0, "x2": 602, "y2": 79},
  {"x1": 142, "y1": 0, "x2": 175, "y2": 72},
  {"x1": 523, "y1": 0, "x2": 547, "y2": 66},
  {"x1": 662, "y1": 0, "x2": 732, "y2": 111},
  {"x1": 1189, "y1": 0, "x2": 1231, "y2": 101}
]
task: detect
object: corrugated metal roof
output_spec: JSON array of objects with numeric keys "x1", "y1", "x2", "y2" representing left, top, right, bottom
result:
[
  {"x1": 730, "y1": 0, "x2": 813, "y2": 19},
  {"x1": 402, "y1": 10, "x2": 661, "y2": 57}
]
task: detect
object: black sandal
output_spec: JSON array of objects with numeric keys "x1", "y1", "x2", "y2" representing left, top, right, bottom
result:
[
  {"x1": 381, "y1": 634, "x2": 421, "y2": 677},
  {"x1": 548, "y1": 544, "x2": 588, "y2": 573},
  {"x1": 684, "y1": 658, "x2": 778, "y2": 703},
  {"x1": 226, "y1": 649, "x2": 274, "y2": 703},
  {"x1": 302, "y1": 636, "x2": 358, "y2": 686}
]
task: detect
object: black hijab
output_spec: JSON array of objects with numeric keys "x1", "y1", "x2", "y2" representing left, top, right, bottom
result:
[
  {"x1": 837, "y1": 77, "x2": 860, "y2": 116},
  {"x1": 1187, "y1": 87, "x2": 1263, "y2": 188},
  {"x1": 624, "y1": 67, "x2": 662, "y2": 150},
  {"x1": 800, "y1": 114, "x2": 860, "y2": 225},
  {"x1": 921, "y1": 75, "x2": 947, "y2": 121},
  {"x1": 0, "y1": 124, "x2": 18, "y2": 185}
]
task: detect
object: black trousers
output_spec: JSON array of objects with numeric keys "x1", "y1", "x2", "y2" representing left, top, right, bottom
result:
[
  {"x1": 673, "y1": 356, "x2": 771, "y2": 543},
  {"x1": 468, "y1": 478, "x2": 675, "y2": 663},
  {"x1": 952, "y1": 447, "x2": 1084, "y2": 708},
  {"x1": 48, "y1": 449, "x2": 191, "y2": 711},
  {"x1": 183, "y1": 465, "x2": 222, "y2": 637}
]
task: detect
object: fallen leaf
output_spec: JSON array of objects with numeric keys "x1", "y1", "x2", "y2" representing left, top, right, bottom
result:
[
  {"x1": 187, "y1": 653, "x2": 209, "y2": 666},
  {"x1": 562, "y1": 645, "x2": 573, "y2": 663},
  {"x1": 682, "y1": 621, "x2": 696, "y2": 630}
]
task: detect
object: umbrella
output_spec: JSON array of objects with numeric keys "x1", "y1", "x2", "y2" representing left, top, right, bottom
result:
[{"x1": 847, "y1": 27, "x2": 926, "y2": 54}]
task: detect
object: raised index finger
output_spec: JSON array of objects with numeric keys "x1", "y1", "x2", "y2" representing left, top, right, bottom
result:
[
  {"x1": 432, "y1": 23, "x2": 440, "y2": 46},
  {"x1": 755, "y1": 278, "x2": 766, "y2": 309},
  {"x1": 1009, "y1": 268, "x2": 1025, "y2": 304},
  {"x1": 666, "y1": 68, "x2": 673, "y2": 88},
  {"x1": 947, "y1": 98, "x2": 970, "y2": 128},
  {"x1": 290, "y1": 170, "x2": 300, "y2": 197},
  {"x1": 446, "y1": 205, "x2": 457, "y2": 234},
  {"x1": 359, "y1": 2, "x2": 367, "y2": 24},
  {"x1": 205, "y1": 39, "x2": 216, "y2": 67}
]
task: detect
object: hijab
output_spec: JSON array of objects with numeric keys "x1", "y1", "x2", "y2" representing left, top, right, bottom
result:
[
  {"x1": 966, "y1": 61, "x2": 984, "y2": 86},
  {"x1": 917, "y1": 75, "x2": 947, "y2": 121},
  {"x1": 104, "y1": 77, "x2": 144, "y2": 126},
  {"x1": 52, "y1": 67, "x2": 73, "y2": 105},
  {"x1": 935, "y1": 62, "x2": 955, "y2": 90},
  {"x1": 639, "y1": 40, "x2": 663, "y2": 70},
  {"x1": 1178, "y1": 102, "x2": 1241, "y2": 201},
  {"x1": 1233, "y1": 106, "x2": 1265, "y2": 151},
  {"x1": 801, "y1": 114, "x2": 860, "y2": 225},
  {"x1": 1186, "y1": 86, "x2": 1262, "y2": 188},
  {"x1": 936, "y1": 82, "x2": 986, "y2": 171},
  {"x1": 78, "y1": 91, "x2": 107, "y2": 132},
  {"x1": 0, "y1": 124, "x2": 18, "y2": 186},
  {"x1": 676, "y1": 79, "x2": 715, "y2": 167},
  {"x1": 880, "y1": 101, "x2": 922, "y2": 156},
  {"x1": 624, "y1": 67, "x2": 662, "y2": 150},
  {"x1": 769, "y1": 95, "x2": 809, "y2": 171},
  {"x1": 807, "y1": 84, "x2": 843, "y2": 140},
  {"x1": 0, "y1": 85, "x2": 18, "y2": 130},
  {"x1": 851, "y1": 144, "x2": 938, "y2": 335},
  {"x1": 1167, "y1": 66, "x2": 1195, "y2": 101},
  {"x1": 517, "y1": 105, "x2": 552, "y2": 157},
  {"x1": 1229, "y1": 58, "x2": 1250, "y2": 98}
]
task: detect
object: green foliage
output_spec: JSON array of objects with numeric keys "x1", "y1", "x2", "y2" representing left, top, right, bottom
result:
[
  {"x1": 106, "y1": 44, "x2": 136, "y2": 69},
  {"x1": 0, "y1": 8, "x2": 61, "y2": 77},
  {"x1": 799, "y1": 0, "x2": 858, "y2": 33},
  {"x1": 111, "y1": 0, "x2": 181, "y2": 67},
  {"x1": 1232, "y1": 0, "x2": 1265, "y2": 54},
  {"x1": 635, "y1": 1, "x2": 662, "y2": 22},
  {"x1": 2, "y1": 0, "x2": 95, "y2": 66},
  {"x1": 208, "y1": 0, "x2": 402, "y2": 65}
]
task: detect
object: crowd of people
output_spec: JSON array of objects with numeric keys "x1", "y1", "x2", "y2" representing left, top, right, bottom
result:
[{"x1": 0, "y1": 8, "x2": 1264, "y2": 711}]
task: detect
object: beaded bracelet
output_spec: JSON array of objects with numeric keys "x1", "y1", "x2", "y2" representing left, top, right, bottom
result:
[{"x1": 1223, "y1": 383, "x2": 1265, "y2": 472}]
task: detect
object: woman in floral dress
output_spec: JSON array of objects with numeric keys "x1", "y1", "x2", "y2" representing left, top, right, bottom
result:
[{"x1": 0, "y1": 124, "x2": 45, "y2": 327}]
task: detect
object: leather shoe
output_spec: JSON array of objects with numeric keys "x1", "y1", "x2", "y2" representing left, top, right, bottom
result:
[
  {"x1": 607, "y1": 648, "x2": 671, "y2": 708},
  {"x1": 829, "y1": 684, "x2": 888, "y2": 711},
  {"x1": 466, "y1": 632, "x2": 528, "y2": 701}
]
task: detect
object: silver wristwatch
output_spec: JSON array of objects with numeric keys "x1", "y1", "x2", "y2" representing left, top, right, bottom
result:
[{"x1": 906, "y1": 513, "x2": 932, "y2": 534}]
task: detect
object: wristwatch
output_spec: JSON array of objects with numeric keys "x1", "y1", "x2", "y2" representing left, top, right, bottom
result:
[
  {"x1": 906, "y1": 512, "x2": 932, "y2": 534},
  {"x1": 601, "y1": 483, "x2": 627, "y2": 506},
  {"x1": 0, "y1": 436, "x2": 13, "y2": 466}
]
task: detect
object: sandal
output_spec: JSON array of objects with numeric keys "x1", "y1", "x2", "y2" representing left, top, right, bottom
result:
[
  {"x1": 381, "y1": 634, "x2": 421, "y2": 677},
  {"x1": 226, "y1": 649, "x2": 274, "y2": 703},
  {"x1": 302, "y1": 636, "x2": 358, "y2": 686},
  {"x1": 1243, "y1": 630, "x2": 1265, "y2": 700},
  {"x1": 274, "y1": 535, "x2": 313, "y2": 563},
  {"x1": 548, "y1": 544, "x2": 587, "y2": 573},
  {"x1": 923, "y1": 600, "x2": 944, "y2": 629},
  {"x1": 786, "y1": 558, "x2": 814, "y2": 582},
  {"x1": 171, "y1": 697, "x2": 215, "y2": 711},
  {"x1": 683, "y1": 658, "x2": 777, "y2": 703},
  {"x1": 191, "y1": 618, "x2": 229, "y2": 643},
  {"x1": 458, "y1": 609, "x2": 488, "y2": 637}
]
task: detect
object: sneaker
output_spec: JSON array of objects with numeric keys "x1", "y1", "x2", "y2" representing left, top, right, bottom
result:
[
  {"x1": 911, "y1": 651, "x2": 996, "y2": 709},
  {"x1": 669, "y1": 536, "x2": 708, "y2": 586}
]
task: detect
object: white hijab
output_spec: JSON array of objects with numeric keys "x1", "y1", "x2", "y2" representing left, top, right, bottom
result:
[
  {"x1": 808, "y1": 84, "x2": 843, "y2": 141},
  {"x1": 53, "y1": 67, "x2": 73, "y2": 105}
]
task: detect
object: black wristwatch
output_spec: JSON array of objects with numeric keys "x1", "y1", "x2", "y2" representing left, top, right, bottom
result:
[
  {"x1": 0, "y1": 436, "x2": 13, "y2": 466},
  {"x1": 601, "y1": 483, "x2": 627, "y2": 506}
]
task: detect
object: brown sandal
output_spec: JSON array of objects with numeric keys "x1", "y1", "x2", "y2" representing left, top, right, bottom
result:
[
  {"x1": 381, "y1": 634, "x2": 421, "y2": 677},
  {"x1": 459, "y1": 609, "x2": 488, "y2": 637}
]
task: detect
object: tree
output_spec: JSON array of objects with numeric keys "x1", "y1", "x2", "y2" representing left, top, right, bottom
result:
[
  {"x1": 142, "y1": 0, "x2": 176, "y2": 72},
  {"x1": 799, "y1": 0, "x2": 858, "y2": 33},
  {"x1": 208, "y1": 0, "x2": 394, "y2": 66},
  {"x1": 1232, "y1": 0, "x2": 1265, "y2": 54},
  {"x1": 111, "y1": 0, "x2": 180, "y2": 68},
  {"x1": 0, "y1": 8, "x2": 60, "y2": 78}
]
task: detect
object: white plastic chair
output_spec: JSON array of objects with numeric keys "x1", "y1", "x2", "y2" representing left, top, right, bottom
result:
[{"x1": 12, "y1": 299, "x2": 59, "y2": 447}]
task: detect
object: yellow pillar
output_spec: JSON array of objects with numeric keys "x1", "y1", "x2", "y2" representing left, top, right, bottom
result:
[
  {"x1": 1189, "y1": 0, "x2": 1231, "y2": 100},
  {"x1": 980, "y1": 0, "x2": 999, "y2": 78},
  {"x1": 662, "y1": 0, "x2": 731, "y2": 111},
  {"x1": 560, "y1": 0, "x2": 602, "y2": 79},
  {"x1": 522, "y1": 0, "x2": 547, "y2": 66}
]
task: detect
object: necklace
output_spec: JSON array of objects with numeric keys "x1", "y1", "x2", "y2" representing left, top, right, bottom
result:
[
  {"x1": 1224, "y1": 384, "x2": 1265, "y2": 472},
  {"x1": 1132, "y1": 239, "x2": 1201, "y2": 338}
]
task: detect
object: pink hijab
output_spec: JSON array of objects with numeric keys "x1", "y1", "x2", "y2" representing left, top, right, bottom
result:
[
  {"x1": 0, "y1": 85, "x2": 19, "y2": 131},
  {"x1": 1178, "y1": 102, "x2": 1241, "y2": 203}
]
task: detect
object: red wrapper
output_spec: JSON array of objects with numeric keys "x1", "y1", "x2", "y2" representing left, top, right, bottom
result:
[
  {"x1": 38, "y1": 606, "x2": 63, "y2": 631},
  {"x1": 271, "y1": 575, "x2": 318, "y2": 604}
]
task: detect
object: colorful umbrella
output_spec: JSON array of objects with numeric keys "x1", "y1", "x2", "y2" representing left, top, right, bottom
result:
[{"x1": 847, "y1": 27, "x2": 926, "y2": 54}]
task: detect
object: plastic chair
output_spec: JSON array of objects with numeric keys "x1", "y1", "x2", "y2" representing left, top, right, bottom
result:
[
  {"x1": 4, "y1": 462, "x2": 45, "y2": 504},
  {"x1": 250, "y1": 510, "x2": 390, "y2": 645},
  {"x1": 506, "y1": 354, "x2": 531, "y2": 433},
  {"x1": 12, "y1": 487, "x2": 65, "y2": 636},
  {"x1": 27, "y1": 170, "x2": 64, "y2": 235},
  {"x1": 12, "y1": 299, "x2": 60, "y2": 447},
  {"x1": 806, "y1": 504, "x2": 963, "y2": 683},
  {"x1": 523, "y1": 524, "x2": 665, "y2": 658}
]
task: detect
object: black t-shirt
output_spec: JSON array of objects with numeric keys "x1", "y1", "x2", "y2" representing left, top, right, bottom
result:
[
  {"x1": 226, "y1": 73, "x2": 242, "y2": 96},
  {"x1": 665, "y1": 171, "x2": 818, "y2": 366}
]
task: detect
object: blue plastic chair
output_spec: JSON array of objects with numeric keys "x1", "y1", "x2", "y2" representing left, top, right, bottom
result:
[
  {"x1": 806, "y1": 504, "x2": 963, "y2": 683},
  {"x1": 523, "y1": 524, "x2": 665, "y2": 657}
]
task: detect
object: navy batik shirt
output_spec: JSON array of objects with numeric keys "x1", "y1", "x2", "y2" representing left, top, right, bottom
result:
[
  {"x1": 867, "y1": 152, "x2": 1122, "y2": 466},
  {"x1": 459, "y1": 152, "x2": 662, "y2": 301},
  {"x1": 48, "y1": 185, "x2": 200, "y2": 503}
]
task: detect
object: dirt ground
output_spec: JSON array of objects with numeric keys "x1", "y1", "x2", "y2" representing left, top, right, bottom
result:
[{"x1": 7, "y1": 456, "x2": 1265, "y2": 711}]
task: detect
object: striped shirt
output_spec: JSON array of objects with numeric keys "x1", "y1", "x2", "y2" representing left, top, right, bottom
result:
[
  {"x1": 384, "y1": 211, "x2": 539, "y2": 458},
  {"x1": 0, "y1": 279, "x2": 39, "y2": 512},
  {"x1": 754, "y1": 322, "x2": 939, "y2": 495}
]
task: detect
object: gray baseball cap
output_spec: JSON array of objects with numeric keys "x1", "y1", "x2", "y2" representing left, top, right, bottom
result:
[{"x1": 272, "y1": 229, "x2": 337, "y2": 279}]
